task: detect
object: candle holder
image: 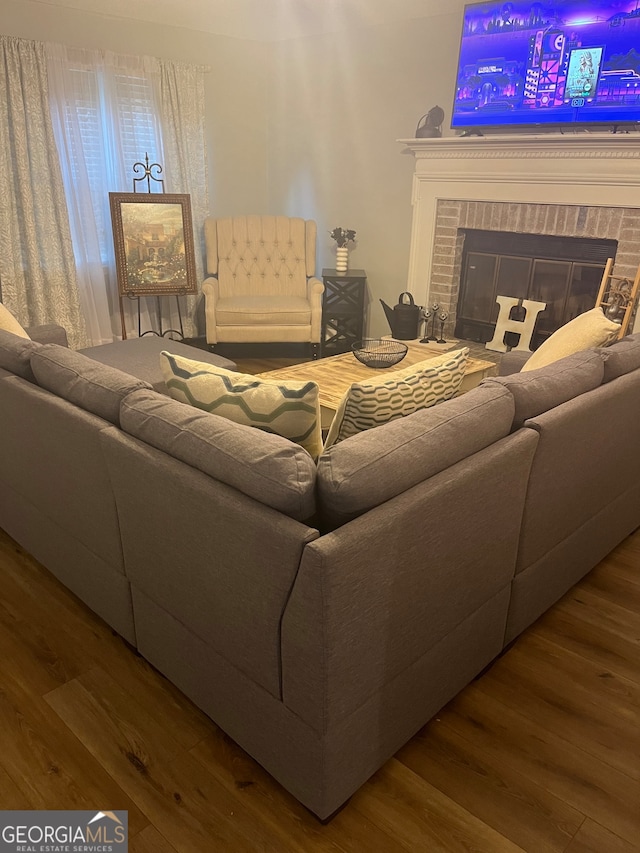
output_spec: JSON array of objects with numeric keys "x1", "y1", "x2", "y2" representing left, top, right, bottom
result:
[
  {"x1": 437, "y1": 311, "x2": 449, "y2": 344},
  {"x1": 421, "y1": 303, "x2": 440, "y2": 342},
  {"x1": 420, "y1": 308, "x2": 432, "y2": 343}
]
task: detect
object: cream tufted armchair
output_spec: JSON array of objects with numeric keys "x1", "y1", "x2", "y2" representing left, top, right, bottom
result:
[{"x1": 201, "y1": 215, "x2": 324, "y2": 356}]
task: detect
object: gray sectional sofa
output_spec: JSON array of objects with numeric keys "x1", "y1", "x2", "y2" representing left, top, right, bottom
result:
[{"x1": 1, "y1": 326, "x2": 639, "y2": 820}]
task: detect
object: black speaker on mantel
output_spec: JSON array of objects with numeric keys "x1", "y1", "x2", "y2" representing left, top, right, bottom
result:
[{"x1": 415, "y1": 105, "x2": 445, "y2": 138}]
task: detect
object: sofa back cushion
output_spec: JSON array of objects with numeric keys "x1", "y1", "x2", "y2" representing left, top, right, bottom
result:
[
  {"x1": 482, "y1": 349, "x2": 605, "y2": 430},
  {"x1": 317, "y1": 383, "x2": 515, "y2": 528},
  {"x1": 31, "y1": 345, "x2": 151, "y2": 426},
  {"x1": 602, "y1": 332, "x2": 640, "y2": 382},
  {"x1": 0, "y1": 329, "x2": 41, "y2": 381},
  {"x1": 120, "y1": 389, "x2": 316, "y2": 521}
]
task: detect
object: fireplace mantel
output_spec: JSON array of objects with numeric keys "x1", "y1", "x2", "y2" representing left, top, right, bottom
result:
[
  {"x1": 399, "y1": 133, "x2": 640, "y2": 187},
  {"x1": 398, "y1": 134, "x2": 640, "y2": 331}
]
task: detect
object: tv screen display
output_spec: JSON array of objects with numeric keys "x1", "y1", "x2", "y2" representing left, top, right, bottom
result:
[{"x1": 451, "y1": 1, "x2": 640, "y2": 131}]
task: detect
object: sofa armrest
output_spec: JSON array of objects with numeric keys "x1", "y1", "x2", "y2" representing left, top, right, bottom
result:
[
  {"x1": 26, "y1": 324, "x2": 69, "y2": 347},
  {"x1": 498, "y1": 350, "x2": 531, "y2": 375}
]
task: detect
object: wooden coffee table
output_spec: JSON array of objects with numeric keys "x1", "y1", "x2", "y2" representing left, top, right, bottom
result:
[{"x1": 257, "y1": 342, "x2": 496, "y2": 429}]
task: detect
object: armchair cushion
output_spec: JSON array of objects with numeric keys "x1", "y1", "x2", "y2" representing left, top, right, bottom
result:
[
  {"x1": 160, "y1": 351, "x2": 323, "y2": 459},
  {"x1": 216, "y1": 295, "x2": 311, "y2": 326}
]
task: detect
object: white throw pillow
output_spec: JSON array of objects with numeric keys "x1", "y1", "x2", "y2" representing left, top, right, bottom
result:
[
  {"x1": 0, "y1": 303, "x2": 30, "y2": 339},
  {"x1": 160, "y1": 351, "x2": 323, "y2": 459},
  {"x1": 522, "y1": 307, "x2": 620, "y2": 372},
  {"x1": 324, "y1": 348, "x2": 469, "y2": 449}
]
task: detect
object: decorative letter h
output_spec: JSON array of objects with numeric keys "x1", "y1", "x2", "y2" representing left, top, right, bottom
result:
[{"x1": 486, "y1": 296, "x2": 547, "y2": 353}]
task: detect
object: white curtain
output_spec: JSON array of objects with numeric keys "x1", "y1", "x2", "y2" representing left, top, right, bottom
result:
[
  {"x1": 46, "y1": 44, "x2": 164, "y2": 343},
  {"x1": 46, "y1": 44, "x2": 209, "y2": 343},
  {"x1": 0, "y1": 36, "x2": 89, "y2": 348},
  {"x1": 158, "y1": 59, "x2": 209, "y2": 338}
]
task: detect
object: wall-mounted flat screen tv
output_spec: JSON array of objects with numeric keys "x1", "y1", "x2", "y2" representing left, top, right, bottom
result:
[{"x1": 451, "y1": 1, "x2": 640, "y2": 132}]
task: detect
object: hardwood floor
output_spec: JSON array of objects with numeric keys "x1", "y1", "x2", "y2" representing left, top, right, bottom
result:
[{"x1": 0, "y1": 523, "x2": 638, "y2": 852}]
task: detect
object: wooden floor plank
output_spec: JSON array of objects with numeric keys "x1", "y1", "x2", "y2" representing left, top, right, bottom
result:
[
  {"x1": 0, "y1": 529, "x2": 212, "y2": 751},
  {"x1": 581, "y1": 553, "x2": 640, "y2": 604},
  {"x1": 0, "y1": 674, "x2": 147, "y2": 831},
  {"x1": 44, "y1": 670, "x2": 315, "y2": 853},
  {"x1": 351, "y1": 759, "x2": 527, "y2": 853},
  {"x1": 508, "y1": 631, "x2": 640, "y2": 715},
  {"x1": 476, "y1": 632, "x2": 640, "y2": 780},
  {"x1": 0, "y1": 763, "x2": 35, "y2": 811},
  {"x1": 559, "y1": 584, "x2": 640, "y2": 642},
  {"x1": 440, "y1": 686, "x2": 640, "y2": 847},
  {"x1": 129, "y1": 825, "x2": 179, "y2": 853},
  {"x1": 564, "y1": 818, "x2": 640, "y2": 853},
  {"x1": 535, "y1": 595, "x2": 640, "y2": 688},
  {"x1": 190, "y1": 730, "x2": 406, "y2": 853},
  {"x1": 398, "y1": 717, "x2": 583, "y2": 853}
]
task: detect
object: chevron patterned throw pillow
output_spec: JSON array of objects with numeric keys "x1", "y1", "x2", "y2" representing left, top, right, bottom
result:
[
  {"x1": 160, "y1": 351, "x2": 322, "y2": 459},
  {"x1": 323, "y1": 347, "x2": 469, "y2": 449}
]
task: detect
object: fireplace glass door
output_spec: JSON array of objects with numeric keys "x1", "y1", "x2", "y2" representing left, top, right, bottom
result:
[{"x1": 455, "y1": 231, "x2": 616, "y2": 349}]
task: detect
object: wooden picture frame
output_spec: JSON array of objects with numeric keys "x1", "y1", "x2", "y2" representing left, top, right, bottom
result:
[{"x1": 109, "y1": 192, "x2": 198, "y2": 297}]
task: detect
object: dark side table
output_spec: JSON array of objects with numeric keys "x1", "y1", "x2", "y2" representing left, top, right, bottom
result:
[{"x1": 321, "y1": 268, "x2": 367, "y2": 355}]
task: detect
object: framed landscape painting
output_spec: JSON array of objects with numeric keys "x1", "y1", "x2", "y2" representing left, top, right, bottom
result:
[{"x1": 109, "y1": 192, "x2": 198, "y2": 297}]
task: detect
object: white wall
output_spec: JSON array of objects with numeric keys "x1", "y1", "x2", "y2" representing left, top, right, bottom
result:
[
  {"x1": 0, "y1": 0, "x2": 270, "y2": 218},
  {"x1": 1, "y1": 1, "x2": 465, "y2": 336},
  {"x1": 268, "y1": 13, "x2": 463, "y2": 336}
]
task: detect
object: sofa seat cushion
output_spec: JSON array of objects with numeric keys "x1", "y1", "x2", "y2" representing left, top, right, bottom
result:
[
  {"x1": 317, "y1": 383, "x2": 515, "y2": 528},
  {"x1": 216, "y1": 295, "x2": 311, "y2": 326},
  {"x1": 160, "y1": 351, "x2": 322, "y2": 459},
  {"x1": 602, "y1": 332, "x2": 640, "y2": 382},
  {"x1": 0, "y1": 329, "x2": 42, "y2": 381},
  {"x1": 80, "y1": 336, "x2": 236, "y2": 392},
  {"x1": 324, "y1": 348, "x2": 469, "y2": 449},
  {"x1": 522, "y1": 307, "x2": 619, "y2": 372},
  {"x1": 120, "y1": 389, "x2": 316, "y2": 520},
  {"x1": 31, "y1": 345, "x2": 151, "y2": 426},
  {"x1": 483, "y1": 349, "x2": 605, "y2": 430},
  {"x1": 0, "y1": 303, "x2": 30, "y2": 339}
]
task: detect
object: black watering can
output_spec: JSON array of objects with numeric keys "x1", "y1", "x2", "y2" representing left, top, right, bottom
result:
[{"x1": 380, "y1": 292, "x2": 421, "y2": 340}]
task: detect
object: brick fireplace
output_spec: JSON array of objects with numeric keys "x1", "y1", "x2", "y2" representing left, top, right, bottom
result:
[{"x1": 399, "y1": 134, "x2": 640, "y2": 340}]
